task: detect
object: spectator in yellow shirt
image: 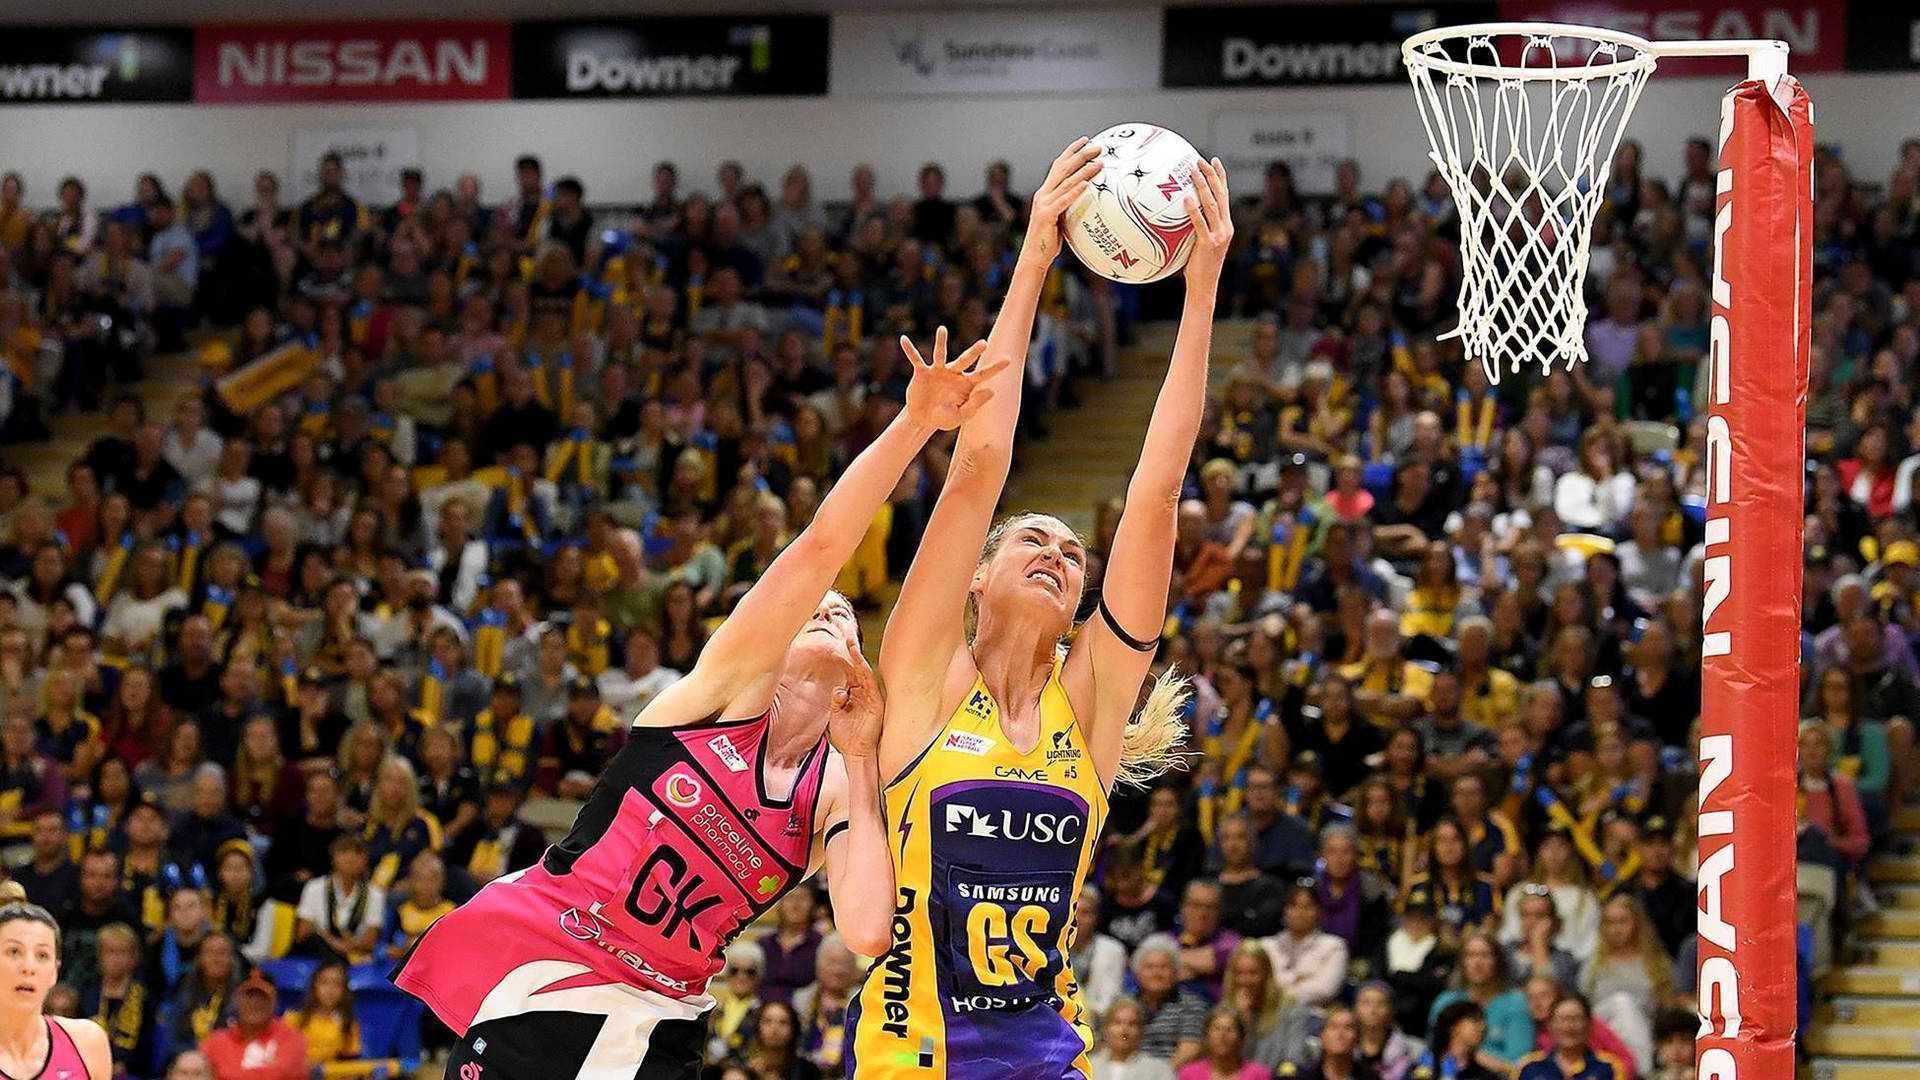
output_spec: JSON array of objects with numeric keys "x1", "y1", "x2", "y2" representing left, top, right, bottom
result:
[
  {"x1": 382, "y1": 851, "x2": 455, "y2": 963},
  {"x1": 1457, "y1": 617, "x2": 1521, "y2": 729},
  {"x1": 1341, "y1": 608, "x2": 1434, "y2": 724},
  {"x1": 286, "y1": 961, "x2": 362, "y2": 1071},
  {"x1": 0, "y1": 173, "x2": 29, "y2": 254}
]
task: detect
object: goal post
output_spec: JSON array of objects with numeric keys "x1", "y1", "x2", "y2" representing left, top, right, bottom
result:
[
  {"x1": 1402, "y1": 26, "x2": 1810, "y2": 1080},
  {"x1": 1696, "y1": 72, "x2": 1811, "y2": 1080}
]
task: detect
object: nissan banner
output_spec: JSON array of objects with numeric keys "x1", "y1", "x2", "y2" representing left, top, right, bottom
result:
[
  {"x1": 1498, "y1": 0, "x2": 1846, "y2": 75},
  {"x1": 193, "y1": 21, "x2": 511, "y2": 103}
]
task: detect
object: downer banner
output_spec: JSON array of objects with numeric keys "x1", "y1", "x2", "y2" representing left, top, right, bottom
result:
[
  {"x1": 513, "y1": 17, "x2": 829, "y2": 98},
  {"x1": 1163, "y1": 3, "x2": 1495, "y2": 87},
  {"x1": 0, "y1": 28, "x2": 194, "y2": 103},
  {"x1": 1848, "y1": 0, "x2": 1919, "y2": 71}
]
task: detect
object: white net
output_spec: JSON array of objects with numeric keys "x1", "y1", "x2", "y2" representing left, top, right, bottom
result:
[{"x1": 1404, "y1": 25, "x2": 1657, "y2": 383}]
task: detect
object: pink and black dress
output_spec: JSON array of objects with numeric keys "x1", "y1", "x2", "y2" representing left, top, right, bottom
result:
[{"x1": 394, "y1": 711, "x2": 832, "y2": 1080}]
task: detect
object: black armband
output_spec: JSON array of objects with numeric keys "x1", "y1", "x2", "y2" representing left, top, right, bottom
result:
[{"x1": 1097, "y1": 595, "x2": 1161, "y2": 653}]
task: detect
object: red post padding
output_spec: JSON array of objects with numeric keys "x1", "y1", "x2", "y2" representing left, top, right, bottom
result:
[{"x1": 1697, "y1": 76, "x2": 1811, "y2": 1080}]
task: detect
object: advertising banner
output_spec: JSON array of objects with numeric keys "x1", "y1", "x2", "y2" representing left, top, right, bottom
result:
[
  {"x1": 1497, "y1": 0, "x2": 1846, "y2": 75},
  {"x1": 1163, "y1": 3, "x2": 1495, "y2": 87},
  {"x1": 831, "y1": 9, "x2": 1159, "y2": 96},
  {"x1": 194, "y1": 21, "x2": 511, "y2": 104},
  {"x1": 1845, "y1": 0, "x2": 1919, "y2": 71},
  {"x1": 0, "y1": 28, "x2": 193, "y2": 103},
  {"x1": 513, "y1": 17, "x2": 829, "y2": 98}
]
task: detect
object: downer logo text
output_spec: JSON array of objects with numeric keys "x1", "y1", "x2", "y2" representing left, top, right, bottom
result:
[
  {"x1": 566, "y1": 51, "x2": 744, "y2": 93},
  {"x1": 0, "y1": 64, "x2": 113, "y2": 99},
  {"x1": 1220, "y1": 37, "x2": 1403, "y2": 82}
]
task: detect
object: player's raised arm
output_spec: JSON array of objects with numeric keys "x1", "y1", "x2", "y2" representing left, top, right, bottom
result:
[
  {"x1": 877, "y1": 140, "x2": 1102, "y2": 741},
  {"x1": 813, "y1": 650, "x2": 893, "y2": 955},
  {"x1": 1064, "y1": 157, "x2": 1233, "y2": 786},
  {"x1": 639, "y1": 341, "x2": 1002, "y2": 726}
]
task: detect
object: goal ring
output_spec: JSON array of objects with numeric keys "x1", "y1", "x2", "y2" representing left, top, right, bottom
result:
[
  {"x1": 1401, "y1": 22, "x2": 1662, "y2": 384},
  {"x1": 1401, "y1": 22, "x2": 1659, "y2": 83}
]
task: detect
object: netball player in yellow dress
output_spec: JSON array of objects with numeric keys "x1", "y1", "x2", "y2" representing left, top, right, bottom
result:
[{"x1": 845, "y1": 143, "x2": 1235, "y2": 1079}]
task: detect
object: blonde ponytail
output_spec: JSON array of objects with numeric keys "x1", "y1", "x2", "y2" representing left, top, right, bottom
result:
[
  {"x1": 0, "y1": 881, "x2": 24, "y2": 905},
  {"x1": 1115, "y1": 666, "x2": 1195, "y2": 787}
]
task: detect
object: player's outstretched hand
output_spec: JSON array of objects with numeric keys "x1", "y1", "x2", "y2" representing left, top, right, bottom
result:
[
  {"x1": 1182, "y1": 157, "x2": 1234, "y2": 288},
  {"x1": 900, "y1": 325, "x2": 1006, "y2": 432},
  {"x1": 826, "y1": 647, "x2": 883, "y2": 762},
  {"x1": 1021, "y1": 137, "x2": 1103, "y2": 267}
]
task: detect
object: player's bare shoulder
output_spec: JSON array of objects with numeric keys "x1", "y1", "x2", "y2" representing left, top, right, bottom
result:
[{"x1": 51, "y1": 1016, "x2": 112, "y2": 1080}]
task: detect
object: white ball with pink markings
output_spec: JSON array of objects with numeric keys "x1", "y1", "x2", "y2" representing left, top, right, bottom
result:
[{"x1": 1063, "y1": 123, "x2": 1203, "y2": 285}]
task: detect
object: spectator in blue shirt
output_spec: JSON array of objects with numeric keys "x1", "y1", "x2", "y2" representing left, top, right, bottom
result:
[
  {"x1": 1517, "y1": 994, "x2": 1628, "y2": 1080},
  {"x1": 146, "y1": 197, "x2": 197, "y2": 351}
]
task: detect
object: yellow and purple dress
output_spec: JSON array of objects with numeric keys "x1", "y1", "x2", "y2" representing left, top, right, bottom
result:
[{"x1": 848, "y1": 661, "x2": 1106, "y2": 1079}]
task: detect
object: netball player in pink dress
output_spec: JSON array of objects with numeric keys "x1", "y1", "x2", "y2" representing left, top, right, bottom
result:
[
  {"x1": 0, "y1": 881, "x2": 113, "y2": 1080},
  {"x1": 395, "y1": 331, "x2": 1005, "y2": 1080}
]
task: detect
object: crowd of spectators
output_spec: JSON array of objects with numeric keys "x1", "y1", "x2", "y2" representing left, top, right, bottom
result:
[{"x1": 0, "y1": 129, "x2": 1911, "y2": 1080}]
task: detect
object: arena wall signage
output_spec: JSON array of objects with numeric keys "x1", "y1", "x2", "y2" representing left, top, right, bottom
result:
[
  {"x1": 1497, "y1": 0, "x2": 1847, "y2": 74},
  {"x1": 193, "y1": 21, "x2": 512, "y2": 103},
  {"x1": 1209, "y1": 108, "x2": 1352, "y2": 196},
  {"x1": 512, "y1": 17, "x2": 829, "y2": 98},
  {"x1": 290, "y1": 124, "x2": 423, "y2": 206},
  {"x1": 0, "y1": 28, "x2": 194, "y2": 103},
  {"x1": 830, "y1": 9, "x2": 1160, "y2": 96},
  {"x1": 1162, "y1": 3, "x2": 1497, "y2": 87},
  {"x1": 1843, "y1": 0, "x2": 1918, "y2": 71}
]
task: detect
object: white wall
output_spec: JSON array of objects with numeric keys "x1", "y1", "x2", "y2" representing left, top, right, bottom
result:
[{"x1": 4, "y1": 69, "x2": 1916, "y2": 208}]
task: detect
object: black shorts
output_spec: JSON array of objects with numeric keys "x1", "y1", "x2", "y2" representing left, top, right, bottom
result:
[{"x1": 445, "y1": 1005, "x2": 709, "y2": 1080}]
